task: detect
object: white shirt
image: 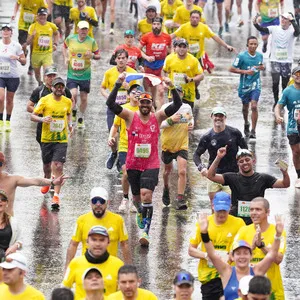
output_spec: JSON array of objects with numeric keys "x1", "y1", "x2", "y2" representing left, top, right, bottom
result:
[{"x1": 137, "y1": 0, "x2": 161, "y2": 21}]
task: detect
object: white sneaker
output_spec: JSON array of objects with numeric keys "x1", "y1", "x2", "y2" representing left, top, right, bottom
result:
[
  {"x1": 109, "y1": 28, "x2": 114, "y2": 35},
  {"x1": 129, "y1": 200, "x2": 137, "y2": 213},
  {"x1": 118, "y1": 198, "x2": 128, "y2": 213},
  {"x1": 295, "y1": 178, "x2": 300, "y2": 188}
]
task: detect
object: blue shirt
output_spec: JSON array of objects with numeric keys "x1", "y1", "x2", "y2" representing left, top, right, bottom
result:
[
  {"x1": 232, "y1": 51, "x2": 263, "y2": 94},
  {"x1": 278, "y1": 85, "x2": 300, "y2": 135}
]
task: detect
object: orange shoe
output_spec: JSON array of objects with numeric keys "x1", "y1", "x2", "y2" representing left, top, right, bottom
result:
[
  {"x1": 41, "y1": 185, "x2": 50, "y2": 194},
  {"x1": 51, "y1": 195, "x2": 60, "y2": 210}
]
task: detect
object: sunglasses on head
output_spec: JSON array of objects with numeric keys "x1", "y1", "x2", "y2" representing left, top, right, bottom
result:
[
  {"x1": 236, "y1": 149, "x2": 252, "y2": 159},
  {"x1": 139, "y1": 93, "x2": 153, "y2": 100},
  {"x1": 91, "y1": 197, "x2": 106, "y2": 205},
  {"x1": 175, "y1": 272, "x2": 194, "y2": 283}
]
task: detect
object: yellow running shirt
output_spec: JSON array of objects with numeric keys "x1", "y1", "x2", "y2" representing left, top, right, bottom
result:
[
  {"x1": 173, "y1": 4, "x2": 205, "y2": 25},
  {"x1": 34, "y1": 94, "x2": 72, "y2": 143},
  {"x1": 72, "y1": 211, "x2": 128, "y2": 256},
  {"x1": 114, "y1": 103, "x2": 139, "y2": 152},
  {"x1": 107, "y1": 288, "x2": 158, "y2": 300},
  {"x1": 28, "y1": 21, "x2": 58, "y2": 54},
  {"x1": 17, "y1": 0, "x2": 48, "y2": 31},
  {"x1": 69, "y1": 6, "x2": 98, "y2": 38},
  {"x1": 161, "y1": 0, "x2": 183, "y2": 33},
  {"x1": 173, "y1": 22, "x2": 215, "y2": 58},
  {"x1": 53, "y1": 0, "x2": 73, "y2": 6},
  {"x1": 0, "y1": 283, "x2": 45, "y2": 299},
  {"x1": 163, "y1": 52, "x2": 203, "y2": 103},
  {"x1": 63, "y1": 255, "x2": 124, "y2": 299},
  {"x1": 234, "y1": 224, "x2": 286, "y2": 299},
  {"x1": 190, "y1": 214, "x2": 245, "y2": 284}
]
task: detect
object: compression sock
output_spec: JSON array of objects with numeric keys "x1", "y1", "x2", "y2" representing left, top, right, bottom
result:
[
  {"x1": 6, "y1": 114, "x2": 11, "y2": 121},
  {"x1": 110, "y1": 22, "x2": 114, "y2": 29},
  {"x1": 142, "y1": 203, "x2": 153, "y2": 235}
]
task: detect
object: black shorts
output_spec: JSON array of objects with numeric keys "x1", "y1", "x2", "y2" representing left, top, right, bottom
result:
[
  {"x1": 18, "y1": 30, "x2": 28, "y2": 45},
  {"x1": 67, "y1": 79, "x2": 91, "y2": 93},
  {"x1": 271, "y1": 62, "x2": 292, "y2": 77},
  {"x1": 182, "y1": 99, "x2": 194, "y2": 109},
  {"x1": 0, "y1": 78, "x2": 20, "y2": 93},
  {"x1": 52, "y1": 4, "x2": 71, "y2": 21},
  {"x1": 41, "y1": 143, "x2": 68, "y2": 164},
  {"x1": 288, "y1": 134, "x2": 300, "y2": 145},
  {"x1": 201, "y1": 277, "x2": 224, "y2": 300},
  {"x1": 161, "y1": 150, "x2": 188, "y2": 165},
  {"x1": 127, "y1": 168, "x2": 159, "y2": 195}
]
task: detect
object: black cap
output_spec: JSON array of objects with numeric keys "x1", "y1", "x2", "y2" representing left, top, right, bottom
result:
[
  {"x1": 146, "y1": 5, "x2": 157, "y2": 12},
  {"x1": 52, "y1": 77, "x2": 65, "y2": 87},
  {"x1": 37, "y1": 7, "x2": 48, "y2": 15}
]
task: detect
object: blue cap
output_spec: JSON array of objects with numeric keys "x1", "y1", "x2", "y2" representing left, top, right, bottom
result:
[{"x1": 213, "y1": 192, "x2": 231, "y2": 211}]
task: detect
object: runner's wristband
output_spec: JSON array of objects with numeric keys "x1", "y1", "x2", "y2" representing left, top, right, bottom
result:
[
  {"x1": 274, "y1": 235, "x2": 282, "y2": 241},
  {"x1": 201, "y1": 232, "x2": 210, "y2": 243}
]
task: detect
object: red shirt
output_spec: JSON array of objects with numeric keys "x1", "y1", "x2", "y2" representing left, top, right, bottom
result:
[{"x1": 114, "y1": 44, "x2": 142, "y2": 70}]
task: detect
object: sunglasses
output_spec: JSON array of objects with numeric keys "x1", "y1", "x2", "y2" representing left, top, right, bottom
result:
[
  {"x1": 54, "y1": 84, "x2": 65, "y2": 89},
  {"x1": 139, "y1": 93, "x2": 153, "y2": 100},
  {"x1": 91, "y1": 197, "x2": 106, "y2": 205},
  {"x1": 139, "y1": 99, "x2": 152, "y2": 105},
  {"x1": 0, "y1": 197, "x2": 7, "y2": 202}
]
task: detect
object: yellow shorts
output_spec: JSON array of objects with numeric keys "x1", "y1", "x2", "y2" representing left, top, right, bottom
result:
[
  {"x1": 207, "y1": 179, "x2": 231, "y2": 194},
  {"x1": 31, "y1": 52, "x2": 53, "y2": 68}
]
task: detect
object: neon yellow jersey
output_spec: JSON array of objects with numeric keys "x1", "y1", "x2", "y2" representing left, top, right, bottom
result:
[
  {"x1": 0, "y1": 283, "x2": 45, "y2": 300},
  {"x1": 72, "y1": 211, "x2": 128, "y2": 256},
  {"x1": 163, "y1": 52, "x2": 203, "y2": 103},
  {"x1": 114, "y1": 103, "x2": 139, "y2": 152},
  {"x1": 17, "y1": 0, "x2": 48, "y2": 32},
  {"x1": 34, "y1": 94, "x2": 72, "y2": 143},
  {"x1": 174, "y1": 22, "x2": 215, "y2": 58},
  {"x1": 69, "y1": 7, "x2": 98, "y2": 38},
  {"x1": 137, "y1": 19, "x2": 168, "y2": 36},
  {"x1": 161, "y1": 0, "x2": 183, "y2": 33},
  {"x1": 65, "y1": 34, "x2": 99, "y2": 81},
  {"x1": 259, "y1": 0, "x2": 281, "y2": 22},
  {"x1": 173, "y1": 5, "x2": 205, "y2": 25},
  {"x1": 63, "y1": 255, "x2": 124, "y2": 299},
  {"x1": 288, "y1": 78, "x2": 294, "y2": 86},
  {"x1": 234, "y1": 224, "x2": 286, "y2": 299},
  {"x1": 107, "y1": 288, "x2": 158, "y2": 300},
  {"x1": 190, "y1": 214, "x2": 245, "y2": 284},
  {"x1": 28, "y1": 21, "x2": 58, "y2": 53},
  {"x1": 53, "y1": 0, "x2": 73, "y2": 6}
]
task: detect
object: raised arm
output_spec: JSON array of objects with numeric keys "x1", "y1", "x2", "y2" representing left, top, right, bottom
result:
[
  {"x1": 207, "y1": 146, "x2": 227, "y2": 184},
  {"x1": 272, "y1": 168, "x2": 290, "y2": 188}
]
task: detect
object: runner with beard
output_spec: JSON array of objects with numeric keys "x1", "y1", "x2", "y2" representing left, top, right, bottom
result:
[
  {"x1": 64, "y1": 186, "x2": 130, "y2": 272},
  {"x1": 139, "y1": 17, "x2": 172, "y2": 108},
  {"x1": 106, "y1": 73, "x2": 182, "y2": 246}
]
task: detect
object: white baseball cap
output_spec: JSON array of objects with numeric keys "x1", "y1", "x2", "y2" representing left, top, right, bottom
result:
[
  {"x1": 0, "y1": 252, "x2": 28, "y2": 272},
  {"x1": 239, "y1": 275, "x2": 254, "y2": 295},
  {"x1": 90, "y1": 187, "x2": 108, "y2": 201}
]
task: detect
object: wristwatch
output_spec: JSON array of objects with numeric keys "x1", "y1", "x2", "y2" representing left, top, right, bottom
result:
[{"x1": 257, "y1": 241, "x2": 265, "y2": 249}]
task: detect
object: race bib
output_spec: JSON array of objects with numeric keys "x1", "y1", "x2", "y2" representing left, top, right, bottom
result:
[
  {"x1": 23, "y1": 12, "x2": 35, "y2": 23},
  {"x1": 134, "y1": 143, "x2": 151, "y2": 158},
  {"x1": 116, "y1": 90, "x2": 127, "y2": 104},
  {"x1": 50, "y1": 119, "x2": 65, "y2": 132},
  {"x1": 275, "y1": 48, "x2": 288, "y2": 60},
  {"x1": 189, "y1": 43, "x2": 200, "y2": 54},
  {"x1": 268, "y1": 8, "x2": 279, "y2": 18},
  {"x1": 38, "y1": 36, "x2": 50, "y2": 47},
  {"x1": 173, "y1": 73, "x2": 186, "y2": 86},
  {"x1": 0, "y1": 62, "x2": 10, "y2": 74},
  {"x1": 71, "y1": 59, "x2": 85, "y2": 70},
  {"x1": 237, "y1": 200, "x2": 250, "y2": 217},
  {"x1": 207, "y1": 250, "x2": 228, "y2": 267}
]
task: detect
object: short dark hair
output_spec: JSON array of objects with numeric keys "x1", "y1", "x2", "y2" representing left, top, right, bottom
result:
[
  {"x1": 118, "y1": 265, "x2": 138, "y2": 279},
  {"x1": 115, "y1": 49, "x2": 128, "y2": 58},
  {"x1": 190, "y1": 10, "x2": 201, "y2": 17},
  {"x1": 251, "y1": 197, "x2": 270, "y2": 211},
  {"x1": 51, "y1": 288, "x2": 74, "y2": 300},
  {"x1": 248, "y1": 276, "x2": 271, "y2": 295},
  {"x1": 247, "y1": 36, "x2": 258, "y2": 45}
]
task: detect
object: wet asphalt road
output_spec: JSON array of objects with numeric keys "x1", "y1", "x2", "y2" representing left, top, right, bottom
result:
[{"x1": 1, "y1": 0, "x2": 300, "y2": 299}]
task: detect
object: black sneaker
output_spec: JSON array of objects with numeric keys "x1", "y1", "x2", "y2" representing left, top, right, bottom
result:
[
  {"x1": 175, "y1": 198, "x2": 188, "y2": 210},
  {"x1": 218, "y1": 26, "x2": 223, "y2": 37},
  {"x1": 249, "y1": 130, "x2": 256, "y2": 139},
  {"x1": 106, "y1": 152, "x2": 118, "y2": 169},
  {"x1": 262, "y1": 43, "x2": 267, "y2": 53},
  {"x1": 162, "y1": 187, "x2": 170, "y2": 206},
  {"x1": 195, "y1": 88, "x2": 200, "y2": 100},
  {"x1": 244, "y1": 122, "x2": 250, "y2": 137}
]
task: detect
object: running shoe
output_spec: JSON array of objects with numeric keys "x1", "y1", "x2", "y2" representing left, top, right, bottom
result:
[
  {"x1": 129, "y1": 200, "x2": 137, "y2": 213},
  {"x1": 101, "y1": 22, "x2": 105, "y2": 31},
  {"x1": 5, "y1": 121, "x2": 11, "y2": 132},
  {"x1": 228, "y1": 12, "x2": 234, "y2": 23},
  {"x1": 174, "y1": 198, "x2": 188, "y2": 210},
  {"x1": 0, "y1": 120, "x2": 3, "y2": 130},
  {"x1": 77, "y1": 118, "x2": 85, "y2": 129},
  {"x1": 225, "y1": 22, "x2": 229, "y2": 32},
  {"x1": 51, "y1": 195, "x2": 60, "y2": 210},
  {"x1": 136, "y1": 213, "x2": 145, "y2": 229},
  {"x1": 118, "y1": 198, "x2": 128, "y2": 213},
  {"x1": 295, "y1": 178, "x2": 300, "y2": 188},
  {"x1": 237, "y1": 19, "x2": 244, "y2": 27},
  {"x1": 41, "y1": 185, "x2": 50, "y2": 194},
  {"x1": 218, "y1": 26, "x2": 223, "y2": 37},
  {"x1": 249, "y1": 130, "x2": 256, "y2": 139},
  {"x1": 139, "y1": 231, "x2": 149, "y2": 246},
  {"x1": 106, "y1": 152, "x2": 118, "y2": 169},
  {"x1": 162, "y1": 187, "x2": 170, "y2": 206},
  {"x1": 262, "y1": 43, "x2": 267, "y2": 53},
  {"x1": 244, "y1": 122, "x2": 250, "y2": 137},
  {"x1": 109, "y1": 28, "x2": 114, "y2": 35}
]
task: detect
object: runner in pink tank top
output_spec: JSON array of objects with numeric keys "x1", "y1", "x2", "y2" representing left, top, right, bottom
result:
[{"x1": 106, "y1": 72, "x2": 182, "y2": 247}]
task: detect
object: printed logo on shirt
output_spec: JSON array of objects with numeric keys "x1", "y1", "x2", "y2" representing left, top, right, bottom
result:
[
  {"x1": 150, "y1": 125, "x2": 156, "y2": 132},
  {"x1": 106, "y1": 274, "x2": 112, "y2": 280},
  {"x1": 107, "y1": 227, "x2": 114, "y2": 232},
  {"x1": 151, "y1": 43, "x2": 166, "y2": 50},
  {"x1": 211, "y1": 139, "x2": 217, "y2": 146},
  {"x1": 227, "y1": 232, "x2": 232, "y2": 237},
  {"x1": 132, "y1": 131, "x2": 138, "y2": 136},
  {"x1": 77, "y1": 53, "x2": 82, "y2": 58}
]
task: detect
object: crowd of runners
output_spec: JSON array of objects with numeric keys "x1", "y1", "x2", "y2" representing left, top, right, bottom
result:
[{"x1": 0, "y1": 0, "x2": 299, "y2": 299}]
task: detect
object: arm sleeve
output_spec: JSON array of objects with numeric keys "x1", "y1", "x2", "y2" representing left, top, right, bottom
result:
[
  {"x1": 236, "y1": 130, "x2": 248, "y2": 149},
  {"x1": 106, "y1": 82, "x2": 124, "y2": 115},
  {"x1": 291, "y1": 20, "x2": 300, "y2": 37},
  {"x1": 193, "y1": 137, "x2": 207, "y2": 170},
  {"x1": 164, "y1": 88, "x2": 182, "y2": 117},
  {"x1": 253, "y1": 23, "x2": 269, "y2": 34},
  {"x1": 65, "y1": 88, "x2": 72, "y2": 99}
]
